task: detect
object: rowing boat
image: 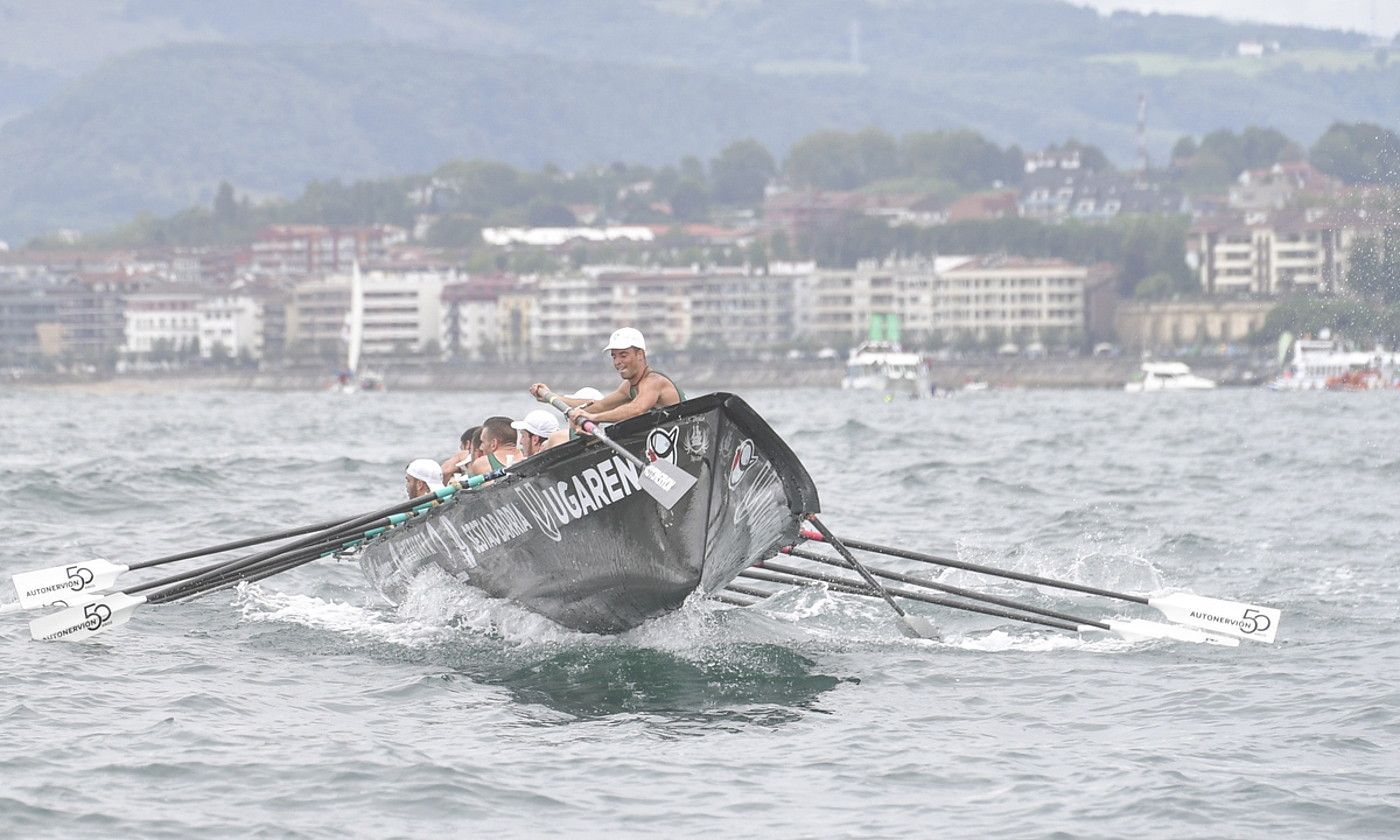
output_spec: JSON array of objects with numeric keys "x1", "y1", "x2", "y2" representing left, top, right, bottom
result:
[{"x1": 356, "y1": 393, "x2": 821, "y2": 633}]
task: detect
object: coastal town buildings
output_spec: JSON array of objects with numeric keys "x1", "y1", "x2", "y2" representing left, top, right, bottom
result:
[
  {"x1": 1187, "y1": 208, "x2": 1392, "y2": 296},
  {"x1": 933, "y1": 256, "x2": 1093, "y2": 345}
]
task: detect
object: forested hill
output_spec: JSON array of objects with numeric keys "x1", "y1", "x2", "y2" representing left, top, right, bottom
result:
[{"x1": 0, "y1": 0, "x2": 1394, "y2": 240}]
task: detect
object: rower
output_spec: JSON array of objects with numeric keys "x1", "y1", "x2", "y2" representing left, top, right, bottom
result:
[
  {"x1": 511, "y1": 410, "x2": 561, "y2": 458},
  {"x1": 529, "y1": 328, "x2": 684, "y2": 426},
  {"x1": 467, "y1": 416, "x2": 519, "y2": 476},
  {"x1": 405, "y1": 459, "x2": 445, "y2": 499},
  {"x1": 440, "y1": 424, "x2": 480, "y2": 483}
]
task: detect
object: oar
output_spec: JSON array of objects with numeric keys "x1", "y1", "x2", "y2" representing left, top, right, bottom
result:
[
  {"x1": 29, "y1": 473, "x2": 501, "y2": 643},
  {"x1": 804, "y1": 515, "x2": 937, "y2": 639},
  {"x1": 7, "y1": 516, "x2": 354, "y2": 612},
  {"x1": 801, "y1": 529, "x2": 1281, "y2": 644},
  {"x1": 535, "y1": 389, "x2": 696, "y2": 509},
  {"x1": 778, "y1": 549, "x2": 1237, "y2": 646},
  {"x1": 741, "y1": 562, "x2": 1081, "y2": 632}
]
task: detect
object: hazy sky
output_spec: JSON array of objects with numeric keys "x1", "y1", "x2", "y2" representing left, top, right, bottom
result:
[{"x1": 1080, "y1": 1, "x2": 1399, "y2": 38}]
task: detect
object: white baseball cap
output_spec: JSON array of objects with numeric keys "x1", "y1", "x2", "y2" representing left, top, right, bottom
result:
[
  {"x1": 569, "y1": 387, "x2": 604, "y2": 400},
  {"x1": 511, "y1": 409, "x2": 561, "y2": 438},
  {"x1": 603, "y1": 327, "x2": 646, "y2": 351},
  {"x1": 405, "y1": 458, "x2": 445, "y2": 491}
]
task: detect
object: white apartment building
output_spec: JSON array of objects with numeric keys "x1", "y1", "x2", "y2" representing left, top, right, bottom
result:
[
  {"x1": 934, "y1": 256, "x2": 1089, "y2": 343},
  {"x1": 1189, "y1": 209, "x2": 1378, "y2": 296},
  {"x1": 793, "y1": 259, "x2": 949, "y2": 347},
  {"x1": 531, "y1": 267, "x2": 796, "y2": 357},
  {"x1": 121, "y1": 287, "x2": 204, "y2": 357},
  {"x1": 533, "y1": 270, "x2": 615, "y2": 357},
  {"x1": 197, "y1": 294, "x2": 263, "y2": 360},
  {"x1": 288, "y1": 264, "x2": 451, "y2": 357}
]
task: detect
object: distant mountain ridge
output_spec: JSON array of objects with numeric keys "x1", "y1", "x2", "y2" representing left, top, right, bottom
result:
[{"x1": 0, "y1": 0, "x2": 1393, "y2": 241}]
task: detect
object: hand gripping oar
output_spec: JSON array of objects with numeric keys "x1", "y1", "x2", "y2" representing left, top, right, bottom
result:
[
  {"x1": 779, "y1": 548, "x2": 1237, "y2": 647},
  {"x1": 801, "y1": 530, "x2": 1281, "y2": 644},
  {"x1": 7, "y1": 516, "x2": 354, "y2": 613},
  {"x1": 28, "y1": 475, "x2": 499, "y2": 643},
  {"x1": 536, "y1": 389, "x2": 696, "y2": 509},
  {"x1": 805, "y1": 515, "x2": 938, "y2": 639}
]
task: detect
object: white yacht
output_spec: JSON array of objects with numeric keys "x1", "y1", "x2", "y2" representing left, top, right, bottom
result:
[
  {"x1": 1124, "y1": 362, "x2": 1217, "y2": 392},
  {"x1": 842, "y1": 342, "x2": 930, "y2": 397},
  {"x1": 1269, "y1": 338, "x2": 1398, "y2": 391}
]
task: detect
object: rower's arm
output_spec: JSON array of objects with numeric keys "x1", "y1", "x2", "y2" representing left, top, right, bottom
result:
[
  {"x1": 584, "y1": 383, "x2": 631, "y2": 414},
  {"x1": 588, "y1": 378, "x2": 662, "y2": 423}
]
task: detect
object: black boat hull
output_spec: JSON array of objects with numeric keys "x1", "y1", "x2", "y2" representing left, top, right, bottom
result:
[{"x1": 357, "y1": 393, "x2": 820, "y2": 633}]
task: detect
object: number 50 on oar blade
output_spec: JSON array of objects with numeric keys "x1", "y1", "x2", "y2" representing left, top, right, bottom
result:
[
  {"x1": 11, "y1": 559, "x2": 129, "y2": 609},
  {"x1": 1147, "y1": 593, "x2": 1280, "y2": 643},
  {"x1": 29, "y1": 593, "x2": 147, "y2": 642}
]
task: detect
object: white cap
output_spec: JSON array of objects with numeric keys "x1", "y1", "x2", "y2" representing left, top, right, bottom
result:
[
  {"x1": 569, "y1": 387, "x2": 604, "y2": 401},
  {"x1": 603, "y1": 327, "x2": 646, "y2": 352},
  {"x1": 511, "y1": 409, "x2": 561, "y2": 438},
  {"x1": 405, "y1": 459, "x2": 444, "y2": 491}
]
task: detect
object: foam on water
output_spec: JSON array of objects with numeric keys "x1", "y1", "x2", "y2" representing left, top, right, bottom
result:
[{"x1": 4, "y1": 387, "x2": 1399, "y2": 840}]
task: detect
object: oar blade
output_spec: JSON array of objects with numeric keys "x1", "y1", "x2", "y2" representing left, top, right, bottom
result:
[
  {"x1": 12, "y1": 559, "x2": 129, "y2": 609},
  {"x1": 1102, "y1": 618, "x2": 1240, "y2": 647},
  {"x1": 29, "y1": 593, "x2": 145, "y2": 643},
  {"x1": 898, "y1": 614, "x2": 940, "y2": 640},
  {"x1": 1149, "y1": 593, "x2": 1281, "y2": 643},
  {"x1": 639, "y1": 459, "x2": 697, "y2": 509}
]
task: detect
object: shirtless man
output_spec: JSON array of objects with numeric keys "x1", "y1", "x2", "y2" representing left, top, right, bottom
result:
[
  {"x1": 529, "y1": 328, "x2": 684, "y2": 426},
  {"x1": 511, "y1": 410, "x2": 560, "y2": 458},
  {"x1": 440, "y1": 424, "x2": 480, "y2": 483},
  {"x1": 405, "y1": 459, "x2": 445, "y2": 499},
  {"x1": 466, "y1": 415, "x2": 520, "y2": 476}
]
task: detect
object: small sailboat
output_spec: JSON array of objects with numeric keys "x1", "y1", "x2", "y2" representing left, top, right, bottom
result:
[{"x1": 333, "y1": 261, "x2": 384, "y2": 393}]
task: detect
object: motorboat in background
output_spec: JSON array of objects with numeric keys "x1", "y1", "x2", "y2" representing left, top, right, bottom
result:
[
  {"x1": 1269, "y1": 335, "x2": 1399, "y2": 391},
  {"x1": 1124, "y1": 362, "x2": 1217, "y2": 392},
  {"x1": 842, "y1": 341, "x2": 930, "y2": 398}
]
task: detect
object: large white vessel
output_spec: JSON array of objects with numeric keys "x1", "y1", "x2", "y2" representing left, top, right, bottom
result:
[
  {"x1": 1124, "y1": 362, "x2": 1217, "y2": 392},
  {"x1": 1269, "y1": 338, "x2": 1399, "y2": 391},
  {"x1": 842, "y1": 341, "x2": 929, "y2": 397}
]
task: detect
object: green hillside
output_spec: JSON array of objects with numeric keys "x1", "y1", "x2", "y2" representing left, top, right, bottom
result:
[{"x1": 0, "y1": 0, "x2": 1393, "y2": 240}]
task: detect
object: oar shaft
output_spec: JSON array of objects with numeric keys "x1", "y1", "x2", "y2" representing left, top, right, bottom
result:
[
  {"x1": 540, "y1": 390, "x2": 643, "y2": 468},
  {"x1": 785, "y1": 546, "x2": 1110, "y2": 631},
  {"x1": 130, "y1": 516, "x2": 352, "y2": 571},
  {"x1": 804, "y1": 532, "x2": 1149, "y2": 606},
  {"x1": 757, "y1": 560, "x2": 1082, "y2": 633},
  {"x1": 139, "y1": 487, "x2": 455, "y2": 600},
  {"x1": 804, "y1": 516, "x2": 908, "y2": 618}
]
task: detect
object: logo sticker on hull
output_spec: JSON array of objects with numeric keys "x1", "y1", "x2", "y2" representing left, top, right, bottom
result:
[{"x1": 647, "y1": 425, "x2": 679, "y2": 464}]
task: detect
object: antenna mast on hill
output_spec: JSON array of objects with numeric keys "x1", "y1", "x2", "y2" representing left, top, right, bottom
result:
[{"x1": 1136, "y1": 93, "x2": 1150, "y2": 172}]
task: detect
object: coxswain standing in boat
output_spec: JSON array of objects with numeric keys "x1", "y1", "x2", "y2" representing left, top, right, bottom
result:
[{"x1": 529, "y1": 328, "x2": 684, "y2": 426}]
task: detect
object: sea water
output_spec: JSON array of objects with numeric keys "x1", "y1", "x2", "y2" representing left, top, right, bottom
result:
[{"x1": 1, "y1": 386, "x2": 1396, "y2": 839}]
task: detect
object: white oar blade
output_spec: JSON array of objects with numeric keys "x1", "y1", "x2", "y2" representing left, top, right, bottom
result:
[
  {"x1": 29, "y1": 593, "x2": 145, "y2": 643},
  {"x1": 1149, "y1": 593, "x2": 1281, "y2": 643},
  {"x1": 639, "y1": 460, "x2": 697, "y2": 510},
  {"x1": 898, "y1": 614, "x2": 940, "y2": 640},
  {"x1": 12, "y1": 559, "x2": 129, "y2": 609},
  {"x1": 2, "y1": 587, "x2": 108, "y2": 616},
  {"x1": 1102, "y1": 618, "x2": 1240, "y2": 647}
]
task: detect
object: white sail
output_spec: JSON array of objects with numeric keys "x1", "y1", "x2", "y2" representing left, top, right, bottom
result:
[{"x1": 346, "y1": 260, "x2": 364, "y2": 375}]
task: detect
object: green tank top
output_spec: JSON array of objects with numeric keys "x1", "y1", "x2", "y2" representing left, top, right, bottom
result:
[
  {"x1": 629, "y1": 369, "x2": 685, "y2": 403},
  {"x1": 487, "y1": 451, "x2": 507, "y2": 471}
]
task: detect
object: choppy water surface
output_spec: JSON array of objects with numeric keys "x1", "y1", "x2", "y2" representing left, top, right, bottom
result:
[{"x1": 1, "y1": 386, "x2": 1397, "y2": 839}]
